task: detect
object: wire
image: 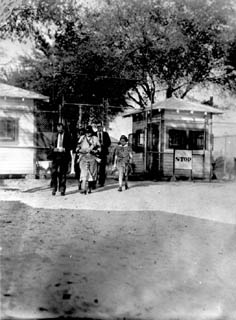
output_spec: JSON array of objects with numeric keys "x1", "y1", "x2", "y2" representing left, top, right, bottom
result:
[{"x1": 63, "y1": 102, "x2": 126, "y2": 109}]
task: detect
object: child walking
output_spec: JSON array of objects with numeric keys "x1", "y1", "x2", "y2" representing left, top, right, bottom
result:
[{"x1": 113, "y1": 135, "x2": 133, "y2": 192}]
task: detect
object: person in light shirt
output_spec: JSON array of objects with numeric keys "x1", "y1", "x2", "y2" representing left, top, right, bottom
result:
[
  {"x1": 113, "y1": 135, "x2": 133, "y2": 192},
  {"x1": 49, "y1": 123, "x2": 72, "y2": 196}
]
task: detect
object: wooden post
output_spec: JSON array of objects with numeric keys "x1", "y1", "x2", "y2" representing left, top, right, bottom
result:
[
  {"x1": 58, "y1": 104, "x2": 62, "y2": 123},
  {"x1": 171, "y1": 148, "x2": 176, "y2": 181},
  {"x1": 144, "y1": 110, "x2": 148, "y2": 172},
  {"x1": 58, "y1": 95, "x2": 64, "y2": 123},
  {"x1": 105, "y1": 99, "x2": 109, "y2": 130},
  {"x1": 224, "y1": 135, "x2": 227, "y2": 177},
  {"x1": 78, "y1": 104, "x2": 82, "y2": 127},
  {"x1": 150, "y1": 101, "x2": 153, "y2": 174},
  {"x1": 189, "y1": 150, "x2": 193, "y2": 181},
  {"x1": 33, "y1": 102, "x2": 37, "y2": 178},
  {"x1": 209, "y1": 115, "x2": 213, "y2": 182},
  {"x1": 203, "y1": 114, "x2": 207, "y2": 179},
  {"x1": 160, "y1": 110, "x2": 164, "y2": 178},
  {"x1": 102, "y1": 98, "x2": 109, "y2": 130}
]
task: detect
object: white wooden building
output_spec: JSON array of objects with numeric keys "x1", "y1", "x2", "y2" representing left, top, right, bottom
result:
[{"x1": 0, "y1": 83, "x2": 48, "y2": 176}]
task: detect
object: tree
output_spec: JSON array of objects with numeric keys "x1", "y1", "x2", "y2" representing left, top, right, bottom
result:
[
  {"x1": 93, "y1": 0, "x2": 235, "y2": 106},
  {"x1": 1, "y1": 0, "x2": 139, "y2": 123},
  {"x1": 1, "y1": 0, "x2": 235, "y2": 112},
  {"x1": 224, "y1": 33, "x2": 236, "y2": 92}
]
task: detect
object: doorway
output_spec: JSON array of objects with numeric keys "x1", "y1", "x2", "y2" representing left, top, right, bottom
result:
[{"x1": 147, "y1": 123, "x2": 160, "y2": 178}]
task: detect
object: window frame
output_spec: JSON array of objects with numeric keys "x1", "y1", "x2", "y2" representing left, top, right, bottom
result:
[
  {"x1": 167, "y1": 128, "x2": 188, "y2": 150},
  {"x1": 136, "y1": 129, "x2": 145, "y2": 147},
  {"x1": 130, "y1": 129, "x2": 145, "y2": 153},
  {"x1": 0, "y1": 117, "x2": 19, "y2": 142},
  {"x1": 189, "y1": 129, "x2": 206, "y2": 150},
  {"x1": 166, "y1": 127, "x2": 206, "y2": 151}
]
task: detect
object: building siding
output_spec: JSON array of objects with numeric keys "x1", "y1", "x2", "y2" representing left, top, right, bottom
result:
[
  {"x1": 0, "y1": 97, "x2": 36, "y2": 175},
  {"x1": 133, "y1": 152, "x2": 145, "y2": 173},
  {"x1": 0, "y1": 147, "x2": 35, "y2": 174}
]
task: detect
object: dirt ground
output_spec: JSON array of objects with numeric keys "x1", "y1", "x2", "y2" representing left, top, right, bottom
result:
[{"x1": 0, "y1": 178, "x2": 236, "y2": 320}]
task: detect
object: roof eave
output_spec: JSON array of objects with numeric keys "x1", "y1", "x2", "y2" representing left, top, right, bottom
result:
[
  {"x1": 123, "y1": 106, "x2": 223, "y2": 117},
  {"x1": 0, "y1": 95, "x2": 49, "y2": 101}
]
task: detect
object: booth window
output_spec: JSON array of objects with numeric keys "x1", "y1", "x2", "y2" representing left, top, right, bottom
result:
[
  {"x1": 0, "y1": 117, "x2": 19, "y2": 141},
  {"x1": 168, "y1": 129, "x2": 187, "y2": 149},
  {"x1": 137, "y1": 130, "x2": 144, "y2": 146},
  {"x1": 189, "y1": 130, "x2": 205, "y2": 150},
  {"x1": 167, "y1": 128, "x2": 206, "y2": 150},
  {"x1": 130, "y1": 129, "x2": 144, "y2": 152}
]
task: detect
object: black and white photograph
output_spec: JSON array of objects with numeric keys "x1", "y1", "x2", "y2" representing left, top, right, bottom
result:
[{"x1": 0, "y1": 0, "x2": 236, "y2": 319}]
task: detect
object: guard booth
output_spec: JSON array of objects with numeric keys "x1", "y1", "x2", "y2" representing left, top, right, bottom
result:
[{"x1": 124, "y1": 97, "x2": 222, "y2": 180}]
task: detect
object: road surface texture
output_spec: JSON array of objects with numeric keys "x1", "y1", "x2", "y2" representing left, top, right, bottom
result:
[{"x1": 0, "y1": 178, "x2": 236, "y2": 320}]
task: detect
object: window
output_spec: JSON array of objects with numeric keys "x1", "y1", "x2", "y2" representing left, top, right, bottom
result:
[
  {"x1": 137, "y1": 130, "x2": 144, "y2": 146},
  {"x1": 168, "y1": 129, "x2": 187, "y2": 149},
  {"x1": 130, "y1": 129, "x2": 145, "y2": 152},
  {"x1": 167, "y1": 128, "x2": 206, "y2": 150},
  {"x1": 0, "y1": 118, "x2": 19, "y2": 142},
  {"x1": 189, "y1": 130, "x2": 205, "y2": 150}
]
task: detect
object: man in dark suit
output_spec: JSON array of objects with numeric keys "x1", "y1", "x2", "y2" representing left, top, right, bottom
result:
[
  {"x1": 49, "y1": 123, "x2": 72, "y2": 196},
  {"x1": 96, "y1": 122, "x2": 111, "y2": 187}
]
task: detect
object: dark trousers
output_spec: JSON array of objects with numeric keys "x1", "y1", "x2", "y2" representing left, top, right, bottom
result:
[
  {"x1": 51, "y1": 155, "x2": 68, "y2": 192},
  {"x1": 74, "y1": 162, "x2": 80, "y2": 181},
  {"x1": 98, "y1": 155, "x2": 107, "y2": 186}
]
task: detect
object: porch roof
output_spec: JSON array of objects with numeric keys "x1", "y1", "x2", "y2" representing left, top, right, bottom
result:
[
  {"x1": 0, "y1": 83, "x2": 49, "y2": 101},
  {"x1": 123, "y1": 97, "x2": 223, "y2": 117}
]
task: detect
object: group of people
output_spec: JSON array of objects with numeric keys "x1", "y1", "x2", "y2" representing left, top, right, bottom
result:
[{"x1": 49, "y1": 122, "x2": 133, "y2": 196}]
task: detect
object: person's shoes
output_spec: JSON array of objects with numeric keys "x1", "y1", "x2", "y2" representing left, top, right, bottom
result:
[
  {"x1": 125, "y1": 184, "x2": 129, "y2": 190},
  {"x1": 52, "y1": 191, "x2": 56, "y2": 196},
  {"x1": 118, "y1": 187, "x2": 122, "y2": 192},
  {"x1": 80, "y1": 190, "x2": 87, "y2": 195},
  {"x1": 61, "y1": 191, "x2": 65, "y2": 196},
  {"x1": 88, "y1": 188, "x2": 92, "y2": 194},
  {"x1": 98, "y1": 184, "x2": 104, "y2": 188}
]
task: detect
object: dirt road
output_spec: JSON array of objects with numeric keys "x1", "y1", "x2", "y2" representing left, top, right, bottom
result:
[{"x1": 0, "y1": 179, "x2": 236, "y2": 319}]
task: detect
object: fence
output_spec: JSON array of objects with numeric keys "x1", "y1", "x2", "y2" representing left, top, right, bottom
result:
[
  {"x1": 212, "y1": 135, "x2": 236, "y2": 180},
  {"x1": 35, "y1": 109, "x2": 236, "y2": 180}
]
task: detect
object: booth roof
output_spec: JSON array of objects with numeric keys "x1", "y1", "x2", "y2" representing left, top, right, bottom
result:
[
  {"x1": 0, "y1": 83, "x2": 49, "y2": 100},
  {"x1": 123, "y1": 97, "x2": 223, "y2": 117}
]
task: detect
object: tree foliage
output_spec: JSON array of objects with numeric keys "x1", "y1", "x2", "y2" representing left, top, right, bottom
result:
[{"x1": 1, "y1": 0, "x2": 235, "y2": 113}]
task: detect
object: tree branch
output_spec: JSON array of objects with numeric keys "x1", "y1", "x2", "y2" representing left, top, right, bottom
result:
[{"x1": 127, "y1": 90, "x2": 145, "y2": 109}]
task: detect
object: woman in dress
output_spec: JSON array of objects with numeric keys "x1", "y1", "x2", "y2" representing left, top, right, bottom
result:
[
  {"x1": 74, "y1": 127, "x2": 85, "y2": 190},
  {"x1": 76, "y1": 125, "x2": 101, "y2": 194},
  {"x1": 113, "y1": 134, "x2": 133, "y2": 192}
]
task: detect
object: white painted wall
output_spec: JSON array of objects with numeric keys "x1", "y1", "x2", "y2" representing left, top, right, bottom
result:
[{"x1": 0, "y1": 97, "x2": 36, "y2": 175}]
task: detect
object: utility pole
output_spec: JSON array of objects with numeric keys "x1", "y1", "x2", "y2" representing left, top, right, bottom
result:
[
  {"x1": 103, "y1": 98, "x2": 109, "y2": 130},
  {"x1": 59, "y1": 95, "x2": 64, "y2": 124},
  {"x1": 58, "y1": 104, "x2": 62, "y2": 123},
  {"x1": 144, "y1": 109, "x2": 148, "y2": 172},
  {"x1": 78, "y1": 104, "x2": 82, "y2": 128}
]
